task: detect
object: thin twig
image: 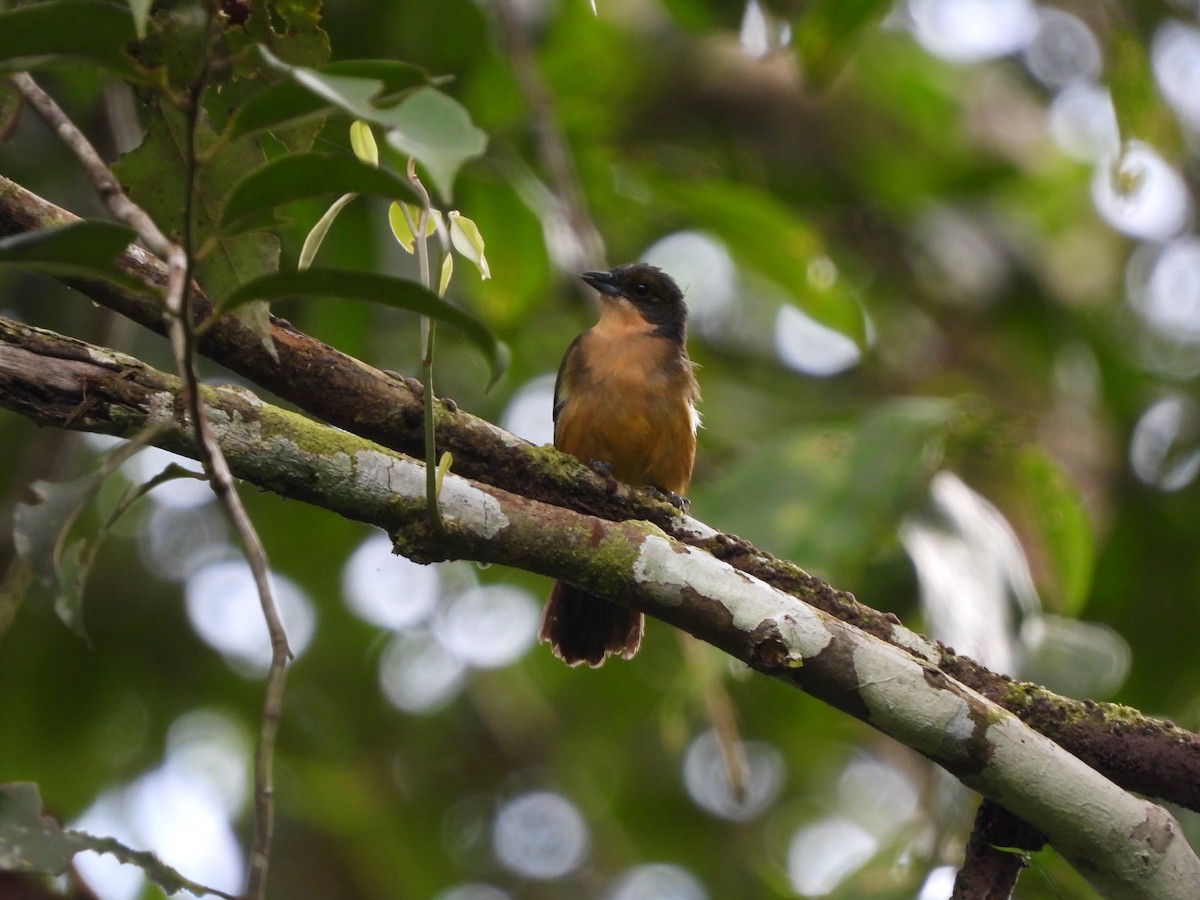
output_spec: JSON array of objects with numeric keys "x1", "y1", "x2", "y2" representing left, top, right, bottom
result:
[
  {"x1": 180, "y1": 38, "x2": 291, "y2": 897},
  {"x1": 10, "y1": 70, "x2": 291, "y2": 900}
]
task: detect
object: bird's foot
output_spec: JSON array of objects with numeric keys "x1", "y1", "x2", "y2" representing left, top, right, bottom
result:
[
  {"x1": 655, "y1": 487, "x2": 690, "y2": 512},
  {"x1": 587, "y1": 458, "x2": 615, "y2": 478},
  {"x1": 383, "y1": 372, "x2": 457, "y2": 411}
]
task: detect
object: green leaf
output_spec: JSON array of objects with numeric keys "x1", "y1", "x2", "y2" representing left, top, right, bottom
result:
[
  {"x1": 204, "y1": 1, "x2": 329, "y2": 152},
  {"x1": 0, "y1": 222, "x2": 141, "y2": 289},
  {"x1": 381, "y1": 87, "x2": 489, "y2": 202},
  {"x1": 226, "y1": 0, "x2": 329, "y2": 69},
  {"x1": 128, "y1": 0, "x2": 154, "y2": 39},
  {"x1": 792, "y1": 0, "x2": 892, "y2": 87},
  {"x1": 113, "y1": 102, "x2": 280, "y2": 306},
  {"x1": 388, "y1": 201, "x2": 418, "y2": 253},
  {"x1": 1016, "y1": 447, "x2": 1095, "y2": 615},
  {"x1": 0, "y1": 782, "x2": 87, "y2": 873},
  {"x1": 14, "y1": 473, "x2": 104, "y2": 638},
  {"x1": 350, "y1": 120, "x2": 379, "y2": 166},
  {"x1": 448, "y1": 211, "x2": 490, "y2": 280},
  {"x1": 228, "y1": 58, "x2": 433, "y2": 141},
  {"x1": 257, "y1": 49, "x2": 487, "y2": 200},
  {"x1": 698, "y1": 397, "x2": 966, "y2": 577},
  {"x1": 438, "y1": 251, "x2": 454, "y2": 297},
  {"x1": 220, "y1": 152, "x2": 422, "y2": 234},
  {"x1": 221, "y1": 269, "x2": 509, "y2": 386},
  {"x1": 0, "y1": 783, "x2": 236, "y2": 899},
  {"x1": 12, "y1": 429, "x2": 168, "y2": 637},
  {"x1": 388, "y1": 201, "x2": 437, "y2": 254},
  {"x1": 657, "y1": 0, "x2": 735, "y2": 30},
  {"x1": 299, "y1": 193, "x2": 357, "y2": 270},
  {"x1": 0, "y1": 1, "x2": 142, "y2": 79}
]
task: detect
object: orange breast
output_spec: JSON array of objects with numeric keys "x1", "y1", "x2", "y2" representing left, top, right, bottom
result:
[{"x1": 555, "y1": 306, "x2": 699, "y2": 495}]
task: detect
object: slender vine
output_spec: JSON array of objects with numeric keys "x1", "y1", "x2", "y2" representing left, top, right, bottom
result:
[{"x1": 400, "y1": 158, "x2": 449, "y2": 535}]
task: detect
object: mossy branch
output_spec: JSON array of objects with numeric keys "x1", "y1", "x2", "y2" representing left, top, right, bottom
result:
[
  {"x1": 2, "y1": 174, "x2": 1198, "y2": 818},
  {"x1": 0, "y1": 315, "x2": 1197, "y2": 898}
]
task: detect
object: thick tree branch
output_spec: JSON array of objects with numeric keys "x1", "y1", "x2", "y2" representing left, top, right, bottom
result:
[
  {"x1": 1, "y1": 316, "x2": 1197, "y2": 898},
  {"x1": 2, "y1": 175, "x2": 1200, "y2": 818}
]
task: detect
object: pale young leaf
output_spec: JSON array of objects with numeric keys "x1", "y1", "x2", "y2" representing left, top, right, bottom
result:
[
  {"x1": 438, "y1": 251, "x2": 454, "y2": 297},
  {"x1": 448, "y1": 210, "x2": 490, "y2": 280},
  {"x1": 349, "y1": 120, "x2": 378, "y2": 167}
]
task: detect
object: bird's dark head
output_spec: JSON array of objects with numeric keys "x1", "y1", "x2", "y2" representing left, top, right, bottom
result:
[{"x1": 581, "y1": 264, "x2": 687, "y2": 342}]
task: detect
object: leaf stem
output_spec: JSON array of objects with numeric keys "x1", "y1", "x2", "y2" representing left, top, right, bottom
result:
[{"x1": 404, "y1": 159, "x2": 446, "y2": 536}]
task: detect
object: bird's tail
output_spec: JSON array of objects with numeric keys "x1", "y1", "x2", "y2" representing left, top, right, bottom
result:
[{"x1": 538, "y1": 582, "x2": 643, "y2": 667}]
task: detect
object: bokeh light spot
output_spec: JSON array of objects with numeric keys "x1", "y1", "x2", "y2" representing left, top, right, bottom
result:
[
  {"x1": 837, "y1": 754, "x2": 919, "y2": 836},
  {"x1": 608, "y1": 863, "x2": 708, "y2": 900},
  {"x1": 1152, "y1": 20, "x2": 1200, "y2": 132},
  {"x1": 501, "y1": 374, "x2": 556, "y2": 447},
  {"x1": 642, "y1": 231, "x2": 737, "y2": 340},
  {"x1": 1126, "y1": 238, "x2": 1200, "y2": 344},
  {"x1": 1130, "y1": 395, "x2": 1200, "y2": 492},
  {"x1": 917, "y1": 865, "x2": 958, "y2": 900},
  {"x1": 911, "y1": 207, "x2": 1010, "y2": 306},
  {"x1": 72, "y1": 761, "x2": 244, "y2": 900},
  {"x1": 343, "y1": 531, "x2": 440, "y2": 630},
  {"x1": 900, "y1": 472, "x2": 1038, "y2": 675},
  {"x1": 786, "y1": 817, "x2": 878, "y2": 897},
  {"x1": 493, "y1": 791, "x2": 589, "y2": 880},
  {"x1": 682, "y1": 730, "x2": 784, "y2": 821},
  {"x1": 186, "y1": 560, "x2": 315, "y2": 674},
  {"x1": 139, "y1": 503, "x2": 231, "y2": 583},
  {"x1": 739, "y1": 0, "x2": 791, "y2": 58},
  {"x1": 1047, "y1": 83, "x2": 1119, "y2": 162},
  {"x1": 122, "y1": 445, "x2": 213, "y2": 509},
  {"x1": 1091, "y1": 141, "x2": 1191, "y2": 241},
  {"x1": 165, "y1": 709, "x2": 251, "y2": 817},
  {"x1": 379, "y1": 630, "x2": 466, "y2": 713},
  {"x1": 908, "y1": 0, "x2": 1038, "y2": 64},
  {"x1": 435, "y1": 584, "x2": 539, "y2": 668},
  {"x1": 433, "y1": 885, "x2": 512, "y2": 900},
  {"x1": 774, "y1": 305, "x2": 861, "y2": 377},
  {"x1": 1024, "y1": 7, "x2": 1101, "y2": 87}
]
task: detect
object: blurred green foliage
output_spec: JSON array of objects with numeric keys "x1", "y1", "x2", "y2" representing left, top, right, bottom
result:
[{"x1": 2, "y1": 0, "x2": 1199, "y2": 898}]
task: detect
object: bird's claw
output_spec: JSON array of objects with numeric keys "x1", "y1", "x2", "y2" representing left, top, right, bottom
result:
[
  {"x1": 383, "y1": 371, "x2": 456, "y2": 411},
  {"x1": 587, "y1": 458, "x2": 615, "y2": 478},
  {"x1": 656, "y1": 488, "x2": 689, "y2": 512}
]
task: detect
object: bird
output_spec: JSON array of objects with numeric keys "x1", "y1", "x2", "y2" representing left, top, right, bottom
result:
[{"x1": 538, "y1": 263, "x2": 700, "y2": 667}]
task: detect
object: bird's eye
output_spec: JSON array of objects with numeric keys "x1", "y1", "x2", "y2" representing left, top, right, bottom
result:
[{"x1": 633, "y1": 283, "x2": 650, "y2": 297}]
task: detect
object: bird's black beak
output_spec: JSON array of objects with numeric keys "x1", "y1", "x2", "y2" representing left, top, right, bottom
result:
[{"x1": 581, "y1": 270, "x2": 621, "y2": 297}]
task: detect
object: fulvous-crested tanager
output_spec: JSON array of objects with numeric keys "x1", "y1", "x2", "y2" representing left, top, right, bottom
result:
[{"x1": 538, "y1": 263, "x2": 699, "y2": 666}]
